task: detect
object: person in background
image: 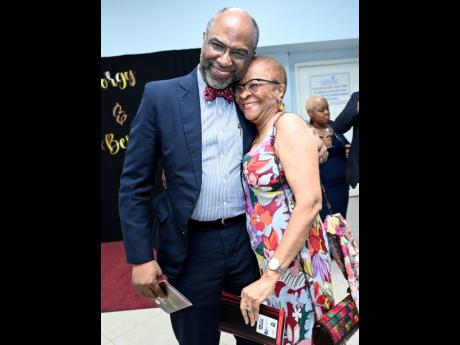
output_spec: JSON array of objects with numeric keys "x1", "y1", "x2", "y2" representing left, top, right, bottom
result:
[
  {"x1": 306, "y1": 95, "x2": 350, "y2": 220},
  {"x1": 333, "y1": 91, "x2": 359, "y2": 189}
]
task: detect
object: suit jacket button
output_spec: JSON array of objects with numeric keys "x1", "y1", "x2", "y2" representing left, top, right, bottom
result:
[{"x1": 188, "y1": 198, "x2": 194, "y2": 205}]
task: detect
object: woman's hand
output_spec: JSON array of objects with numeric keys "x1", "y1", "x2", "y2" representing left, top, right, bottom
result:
[
  {"x1": 240, "y1": 273, "x2": 279, "y2": 326},
  {"x1": 308, "y1": 126, "x2": 328, "y2": 164},
  {"x1": 318, "y1": 139, "x2": 329, "y2": 164}
]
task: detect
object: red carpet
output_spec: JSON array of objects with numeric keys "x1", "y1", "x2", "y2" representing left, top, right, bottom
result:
[{"x1": 101, "y1": 241, "x2": 158, "y2": 312}]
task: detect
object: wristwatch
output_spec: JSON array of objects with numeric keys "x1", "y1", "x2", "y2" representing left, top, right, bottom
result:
[{"x1": 268, "y1": 258, "x2": 287, "y2": 274}]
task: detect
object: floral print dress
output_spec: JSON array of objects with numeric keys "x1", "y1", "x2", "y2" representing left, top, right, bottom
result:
[{"x1": 242, "y1": 117, "x2": 335, "y2": 345}]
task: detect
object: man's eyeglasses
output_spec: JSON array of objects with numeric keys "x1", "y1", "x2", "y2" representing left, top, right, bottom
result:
[
  {"x1": 207, "y1": 40, "x2": 252, "y2": 62},
  {"x1": 234, "y1": 79, "x2": 282, "y2": 94}
]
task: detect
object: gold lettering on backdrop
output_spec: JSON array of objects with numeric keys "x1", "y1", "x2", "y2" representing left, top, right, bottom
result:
[
  {"x1": 105, "y1": 71, "x2": 117, "y2": 87},
  {"x1": 101, "y1": 79, "x2": 108, "y2": 89},
  {"x1": 101, "y1": 70, "x2": 136, "y2": 90},
  {"x1": 115, "y1": 72, "x2": 127, "y2": 90},
  {"x1": 101, "y1": 133, "x2": 129, "y2": 155},
  {"x1": 126, "y1": 70, "x2": 136, "y2": 86},
  {"x1": 112, "y1": 102, "x2": 128, "y2": 125}
]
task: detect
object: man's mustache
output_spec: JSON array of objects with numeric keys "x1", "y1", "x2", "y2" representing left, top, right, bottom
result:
[{"x1": 209, "y1": 62, "x2": 236, "y2": 74}]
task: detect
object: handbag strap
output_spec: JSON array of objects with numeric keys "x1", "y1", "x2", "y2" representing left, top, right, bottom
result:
[
  {"x1": 321, "y1": 184, "x2": 334, "y2": 217},
  {"x1": 270, "y1": 113, "x2": 294, "y2": 213}
]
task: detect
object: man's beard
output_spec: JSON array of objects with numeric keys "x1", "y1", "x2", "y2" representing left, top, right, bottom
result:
[{"x1": 200, "y1": 59, "x2": 237, "y2": 90}]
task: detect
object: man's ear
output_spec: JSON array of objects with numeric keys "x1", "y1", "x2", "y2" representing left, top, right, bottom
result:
[{"x1": 202, "y1": 32, "x2": 206, "y2": 41}]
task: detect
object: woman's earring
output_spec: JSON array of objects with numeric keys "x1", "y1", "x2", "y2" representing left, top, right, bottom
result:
[{"x1": 278, "y1": 99, "x2": 285, "y2": 112}]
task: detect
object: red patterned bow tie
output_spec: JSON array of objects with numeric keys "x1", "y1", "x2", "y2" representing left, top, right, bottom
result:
[{"x1": 204, "y1": 85, "x2": 234, "y2": 103}]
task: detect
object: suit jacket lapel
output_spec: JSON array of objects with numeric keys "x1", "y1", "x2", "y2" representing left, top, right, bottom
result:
[{"x1": 177, "y1": 67, "x2": 202, "y2": 187}]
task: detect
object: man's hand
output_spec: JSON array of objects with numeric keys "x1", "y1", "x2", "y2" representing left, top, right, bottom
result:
[{"x1": 132, "y1": 260, "x2": 167, "y2": 299}]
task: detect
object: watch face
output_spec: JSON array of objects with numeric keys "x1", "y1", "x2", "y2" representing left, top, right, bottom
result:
[{"x1": 269, "y1": 258, "x2": 279, "y2": 270}]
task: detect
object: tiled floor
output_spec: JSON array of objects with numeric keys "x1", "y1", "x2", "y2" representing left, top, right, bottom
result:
[{"x1": 102, "y1": 197, "x2": 359, "y2": 345}]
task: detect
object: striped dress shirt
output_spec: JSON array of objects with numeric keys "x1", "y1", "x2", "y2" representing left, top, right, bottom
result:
[{"x1": 190, "y1": 67, "x2": 245, "y2": 221}]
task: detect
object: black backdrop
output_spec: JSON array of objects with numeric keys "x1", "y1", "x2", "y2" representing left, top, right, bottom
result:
[{"x1": 101, "y1": 49, "x2": 201, "y2": 242}]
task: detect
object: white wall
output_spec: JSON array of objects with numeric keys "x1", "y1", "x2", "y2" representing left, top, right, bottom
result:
[
  {"x1": 102, "y1": 0, "x2": 359, "y2": 195},
  {"x1": 101, "y1": 0, "x2": 359, "y2": 57}
]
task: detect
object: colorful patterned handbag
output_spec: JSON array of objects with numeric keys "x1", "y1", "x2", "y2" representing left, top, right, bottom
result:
[{"x1": 312, "y1": 294, "x2": 359, "y2": 345}]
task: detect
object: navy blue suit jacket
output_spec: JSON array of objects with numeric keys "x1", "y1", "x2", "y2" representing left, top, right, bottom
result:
[
  {"x1": 118, "y1": 67, "x2": 257, "y2": 279},
  {"x1": 333, "y1": 91, "x2": 359, "y2": 188}
]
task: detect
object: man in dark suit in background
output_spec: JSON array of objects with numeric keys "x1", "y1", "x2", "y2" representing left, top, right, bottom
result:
[{"x1": 333, "y1": 91, "x2": 359, "y2": 189}]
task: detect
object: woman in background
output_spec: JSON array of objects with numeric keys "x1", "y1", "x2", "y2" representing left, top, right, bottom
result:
[{"x1": 305, "y1": 96, "x2": 350, "y2": 220}]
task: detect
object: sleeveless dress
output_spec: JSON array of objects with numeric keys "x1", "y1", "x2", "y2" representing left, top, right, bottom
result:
[{"x1": 241, "y1": 116, "x2": 335, "y2": 345}]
